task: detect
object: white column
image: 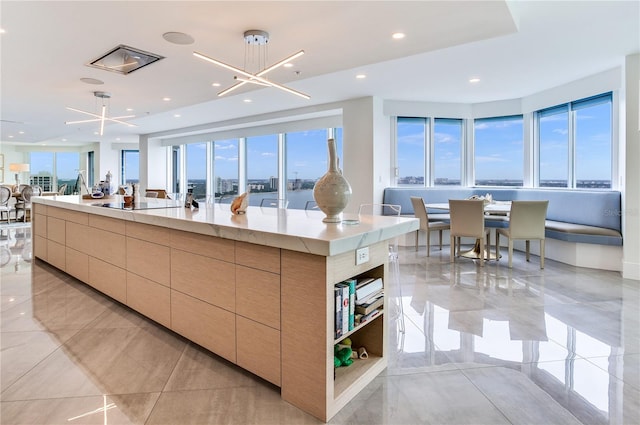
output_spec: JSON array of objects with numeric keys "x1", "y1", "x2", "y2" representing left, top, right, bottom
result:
[
  {"x1": 139, "y1": 135, "x2": 169, "y2": 192},
  {"x1": 623, "y1": 53, "x2": 640, "y2": 280},
  {"x1": 342, "y1": 96, "x2": 391, "y2": 213}
]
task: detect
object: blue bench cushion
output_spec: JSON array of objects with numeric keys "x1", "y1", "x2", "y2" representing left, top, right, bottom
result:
[{"x1": 383, "y1": 187, "x2": 622, "y2": 246}]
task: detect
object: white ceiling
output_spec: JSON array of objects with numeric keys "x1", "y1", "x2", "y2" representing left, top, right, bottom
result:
[{"x1": 1, "y1": 1, "x2": 638, "y2": 147}]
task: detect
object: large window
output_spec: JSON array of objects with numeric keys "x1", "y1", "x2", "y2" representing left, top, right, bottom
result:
[
  {"x1": 213, "y1": 139, "x2": 239, "y2": 203},
  {"x1": 246, "y1": 134, "x2": 278, "y2": 206},
  {"x1": 29, "y1": 152, "x2": 54, "y2": 191},
  {"x1": 397, "y1": 117, "x2": 426, "y2": 185},
  {"x1": 574, "y1": 94, "x2": 612, "y2": 188},
  {"x1": 55, "y1": 152, "x2": 79, "y2": 194},
  {"x1": 474, "y1": 115, "x2": 523, "y2": 186},
  {"x1": 186, "y1": 143, "x2": 206, "y2": 201},
  {"x1": 537, "y1": 92, "x2": 612, "y2": 189},
  {"x1": 538, "y1": 106, "x2": 569, "y2": 187},
  {"x1": 285, "y1": 129, "x2": 333, "y2": 209},
  {"x1": 28, "y1": 151, "x2": 79, "y2": 193},
  {"x1": 433, "y1": 118, "x2": 462, "y2": 186},
  {"x1": 121, "y1": 150, "x2": 139, "y2": 185}
]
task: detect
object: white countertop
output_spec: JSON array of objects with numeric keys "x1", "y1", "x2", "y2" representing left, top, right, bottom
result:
[{"x1": 33, "y1": 195, "x2": 419, "y2": 257}]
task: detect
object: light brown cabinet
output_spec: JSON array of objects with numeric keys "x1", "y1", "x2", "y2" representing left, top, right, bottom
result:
[{"x1": 32, "y1": 203, "x2": 395, "y2": 422}]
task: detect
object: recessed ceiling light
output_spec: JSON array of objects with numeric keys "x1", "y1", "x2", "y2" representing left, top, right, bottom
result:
[
  {"x1": 392, "y1": 32, "x2": 405, "y2": 39},
  {"x1": 61, "y1": 139, "x2": 66, "y2": 142},
  {"x1": 469, "y1": 77, "x2": 481, "y2": 83},
  {"x1": 283, "y1": 63, "x2": 293, "y2": 68},
  {"x1": 163, "y1": 97, "x2": 171, "y2": 101},
  {"x1": 126, "y1": 108, "x2": 133, "y2": 112},
  {"x1": 243, "y1": 99, "x2": 252, "y2": 103},
  {"x1": 8, "y1": 135, "x2": 13, "y2": 138},
  {"x1": 80, "y1": 77, "x2": 104, "y2": 85},
  {"x1": 0, "y1": 29, "x2": 6, "y2": 34},
  {"x1": 356, "y1": 74, "x2": 366, "y2": 79},
  {"x1": 212, "y1": 82, "x2": 221, "y2": 87},
  {"x1": 18, "y1": 131, "x2": 24, "y2": 134},
  {"x1": 174, "y1": 114, "x2": 181, "y2": 118},
  {"x1": 94, "y1": 131, "x2": 99, "y2": 135},
  {"x1": 162, "y1": 32, "x2": 195, "y2": 45}
]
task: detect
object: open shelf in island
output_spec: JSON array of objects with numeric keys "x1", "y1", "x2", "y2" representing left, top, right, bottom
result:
[{"x1": 334, "y1": 311, "x2": 385, "y2": 399}]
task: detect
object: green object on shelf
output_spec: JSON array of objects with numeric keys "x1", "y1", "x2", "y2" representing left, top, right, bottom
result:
[{"x1": 334, "y1": 345, "x2": 353, "y2": 368}]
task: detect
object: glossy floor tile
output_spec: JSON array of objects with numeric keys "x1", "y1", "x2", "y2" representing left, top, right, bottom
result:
[{"x1": 1, "y1": 225, "x2": 639, "y2": 424}]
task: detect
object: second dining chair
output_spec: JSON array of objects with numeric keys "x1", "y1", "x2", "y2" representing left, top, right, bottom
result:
[
  {"x1": 410, "y1": 196, "x2": 450, "y2": 256},
  {"x1": 496, "y1": 200, "x2": 549, "y2": 269},
  {"x1": 448, "y1": 199, "x2": 490, "y2": 267},
  {"x1": 358, "y1": 203, "x2": 404, "y2": 334}
]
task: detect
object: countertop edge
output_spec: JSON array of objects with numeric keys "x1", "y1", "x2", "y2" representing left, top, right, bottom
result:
[{"x1": 32, "y1": 196, "x2": 419, "y2": 257}]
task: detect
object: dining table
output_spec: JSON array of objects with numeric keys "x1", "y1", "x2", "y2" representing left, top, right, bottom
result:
[{"x1": 425, "y1": 200, "x2": 512, "y2": 260}]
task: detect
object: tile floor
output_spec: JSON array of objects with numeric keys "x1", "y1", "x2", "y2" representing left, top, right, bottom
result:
[{"x1": 1, "y1": 225, "x2": 639, "y2": 424}]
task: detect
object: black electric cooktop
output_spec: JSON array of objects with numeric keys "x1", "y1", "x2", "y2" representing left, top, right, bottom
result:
[{"x1": 91, "y1": 201, "x2": 182, "y2": 210}]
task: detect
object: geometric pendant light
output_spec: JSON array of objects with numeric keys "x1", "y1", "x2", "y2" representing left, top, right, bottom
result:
[
  {"x1": 193, "y1": 29, "x2": 310, "y2": 100},
  {"x1": 65, "y1": 91, "x2": 136, "y2": 136}
]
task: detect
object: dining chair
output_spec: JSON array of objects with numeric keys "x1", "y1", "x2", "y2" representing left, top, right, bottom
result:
[
  {"x1": 15, "y1": 185, "x2": 42, "y2": 222},
  {"x1": 304, "y1": 200, "x2": 319, "y2": 210},
  {"x1": 448, "y1": 199, "x2": 490, "y2": 267},
  {"x1": 57, "y1": 183, "x2": 68, "y2": 195},
  {"x1": 496, "y1": 200, "x2": 549, "y2": 269},
  {"x1": 410, "y1": 196, "x2": 450, "y2": 256},
  {"x1": 0, "y1": 186, "x2": 12, "y2": 223},
  {"x1": 358, "y1": 203, "x2": 405, "y2": 334}
]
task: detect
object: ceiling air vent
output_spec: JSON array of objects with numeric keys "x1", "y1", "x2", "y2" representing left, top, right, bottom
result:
[{"x1": 86, "y1": 44, "x2": 164, "y2": 75}]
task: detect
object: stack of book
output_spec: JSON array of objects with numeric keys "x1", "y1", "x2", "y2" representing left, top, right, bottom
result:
[
  {"x1": 334, "y1": 279, "x2": 356, "y2": 339},
  {"x1": 335, "y1": 277, "x2": 384, "y2": 338},
  {"x1": 354, "y1": 277, "x2": 383, "y2": 325}
]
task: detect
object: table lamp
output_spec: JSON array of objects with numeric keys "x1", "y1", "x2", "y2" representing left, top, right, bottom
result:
[{"x1": 9, "y1": 163, "x2": 30, "y2": 187}]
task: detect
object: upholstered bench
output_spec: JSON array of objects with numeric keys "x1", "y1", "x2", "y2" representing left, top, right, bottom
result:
[{"x1": 382, "y1": 187, "x2": 623, "y2": 246}]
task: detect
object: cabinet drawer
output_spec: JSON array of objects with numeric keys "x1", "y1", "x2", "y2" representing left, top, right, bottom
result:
[
  {"x1": 47, "y1": 217, "x2": 65, "y2": 245},
  {"x1": 66, "y1": 221, "x2": 90, "y2": 252},
  {"x1": 236, "y1": 241, "x2": 280, "y2": 274},
  {"x1": 46, "y1": 240, "x2": 65, "y2": 271},
  {"x1": 33, "y1": 213, "x2": 47, "y2": 238},
  {"x1": 171, "y1": 290, "x2": 236, "y2": 363},
  {"x1": 126, "y1": 221, "x2": 170, "y2": 246},
  {"x1": 170, "y1": 229, "x2": 234, "y2": 263},
  {"x1": 89, "y1": 214, "x2": 125, "y2": 235},
  {"x1": 126, "y1": 237, "x2": 170, "y2": 287},
  {"x1": 88, "y1": 257, "x2": 126, "y2": 303},
  {"x1": 127, "y1": 272, "x2": 170, "y2": 328},
  {"x1": 236, "y1": 265, "x2": 280, "y2": 329},
  {"x1": 87, "y1": 228, "x2": 126, "y2": 268},
  {"x1": 66, "y1": 247, "x2": 88, "y2": 282},
  {"x1": 237, "y1": 316, "x2": 281, "y2": 386},
  {"x1": 34, "y1": 235, "x2": 47, "y2": 261},
  {"x1": 32, "y1": 203, "x2": 47, "y2": 216},
  {"x1": 171, "y1": 249, "x2": 235, "y2": 312},
  {"x1": 47, "y1": 207, "x2": 88, "y2": 225}
]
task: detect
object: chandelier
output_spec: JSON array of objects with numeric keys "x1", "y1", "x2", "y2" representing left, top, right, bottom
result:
[
  {"x1": 65, "y1": 91, "x2": 136, "y2": 136},
  {"x1": 194, "y1": 30, "x2": 310, "y2": 99}
]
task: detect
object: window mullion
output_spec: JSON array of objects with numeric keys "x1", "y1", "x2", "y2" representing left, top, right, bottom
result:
[
  {"x1": 569, "y1": 110, "x2": 576, "y2": 189},
  {"x1": 427, "y1": 117, "x2": 433, "y2": 187}
]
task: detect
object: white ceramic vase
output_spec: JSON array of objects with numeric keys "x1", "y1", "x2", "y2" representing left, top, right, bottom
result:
[{"x1": 313, "y1": 138, "x2": 352, "y2": 223}]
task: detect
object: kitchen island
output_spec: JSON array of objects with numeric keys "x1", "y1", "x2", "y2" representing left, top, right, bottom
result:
[{"x1": 31, "y1": 195, "x2": 418, "y2": 421}]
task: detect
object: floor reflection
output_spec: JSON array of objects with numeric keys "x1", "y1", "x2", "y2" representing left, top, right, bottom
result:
[
  {"x1": 1, "y1": 225, "x2": 638, "y2": 425},
  {"x1": 391, "y1": 249, "x2": 638, "y2": 425}
]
